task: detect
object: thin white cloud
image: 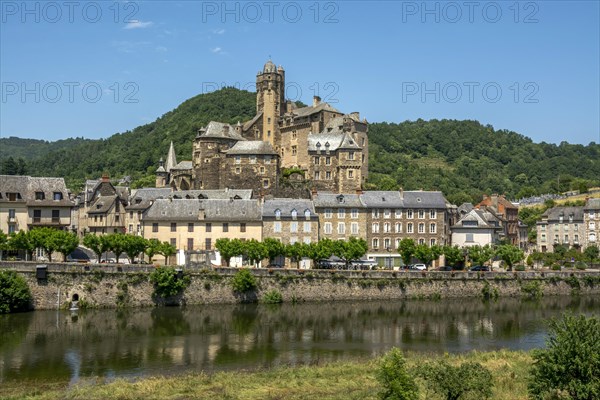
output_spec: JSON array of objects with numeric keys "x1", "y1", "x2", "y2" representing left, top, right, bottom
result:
[
  {"x1": 212, "y1": 29, "x2": 226, "y2": 35},
  {"x1": 211, "y1": 47, "x2": 222, "y2": 54},
  {"x1": 123, "y1": 20, "x2": 154, "y2": 30}
]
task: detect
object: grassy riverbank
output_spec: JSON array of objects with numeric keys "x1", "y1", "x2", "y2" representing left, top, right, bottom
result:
[{"x1": 1, "y1": 350, "x2": 532, "y2": 400}]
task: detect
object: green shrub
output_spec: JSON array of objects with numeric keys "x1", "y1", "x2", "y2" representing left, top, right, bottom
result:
[
  {"x1": 376, "y1": 347, "x2": 418, "y2": 400},
  {"x1": 529, "y1": 314, "x2": 600, "y2": 400},
  {"x1": 481, "y1": 281, "x2": 499, "y2": 301},
  {"x1": 0, "y1": 270, "x2": 32, "y2": 313},
  {"x1": 261, "y1": 289, "x2": 283, "y2": 304},
  {"x1": 575, "y1": 261, "x2": 588, "y2": 270},
  {"x1": 521, "y1": 280, "x2": 543, "y2": 300},
  {"x1": 515, "y1": 264, "x2": 526, "y2": 271},
  {"x1": 231, "y1": 269, "x2": 257, "y2": 293},
  {"x1": 416, "y1": 359, "x2": 493, "y2": 400},
  {"x1": 149, "y1": 267, "x2": 190, "y2": 298},
  {"x1": 551, "y1": 264, "x2": 561, "y2": 271}
]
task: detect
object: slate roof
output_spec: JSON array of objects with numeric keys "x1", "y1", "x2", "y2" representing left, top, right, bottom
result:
[
  {"x1": 313, "y1": 192, "x2": 365, "y2": 208},
  {"x1": 290, "y1": 102, "x2": 340, "y2": 118},
  {"x1": 88, "y1": 195, "x2": 119, "y2": 214},
  {"x1": 402, "y1": 191, "x2": 448, "y2": 209},
  {"x1": 541, "y1": 206, "x2": 585, "y2": 222},
  {"x1": 262, "y1": 198, "x2": 316, "y2": 218},
  {"x1": 458, "y1": 203, "x2": 474, "y2": 215},
  {"x1": 307, "y1": 132, "x2": 360, "y2": 152},
  {"x1": 170, "y1": 189, "x2": 252, "y2": 200},
  {"x1": 0, "y1": 175, "x2": 73, "y2": 206},
  {"x1": 452, "y1": 209, "x2": 498, "y2": 229},
  {"x1": 197, "y1": 121, "x2": 245, "y2": 141},
  {"x1": 172, "y1": 161, "x2": 192, "y2": 170},
  {"x1": 584, "y1": 198, "x2": 600, "y2": 211},
  {"x1": 227, "y1": 141, "x2": 277, "y2": 155},
  {"x1": 242, "y1": 112, "x2": 263, "y2": 131},
  {"x1": 360, "y1": 191, "x2": 403, "y2": 208},
  {"x1": 126, "y1": 188, "x2": 172, "y2": 211},
  {"x1": 144, "y1": 199, "x2": 262, "y2": 221}
]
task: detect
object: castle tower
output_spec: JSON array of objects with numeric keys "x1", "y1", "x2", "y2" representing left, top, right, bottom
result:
[
  {"x1": 155, "y1": 158, "x2": 167, "y2": 188},
  {"x1": 256, "y1": 60, "x2": 285, "y2": 149}
]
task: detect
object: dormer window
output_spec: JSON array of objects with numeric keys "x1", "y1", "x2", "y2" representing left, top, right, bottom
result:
[
  {"x1": 35, "y1": 192, "x2": 45, "y2": 200},
  {"x1": 304, "y1": 209, "x2": 311, "y2": 219},
  {"x1": 337, "y1": 194, "x2": 344, "y2": 203},
  {"x1": 275, "y1": 209, "x2": 281, "y2": 219},
  {"x1": 291, "y1": 209, "x2": 298, "y2": 219},
  {"x1": 53, "y1": 192, "x2": 63, "y2": 201},
  {"x1": 135, "y1": 198, "x2": 142, "y2": 204}
]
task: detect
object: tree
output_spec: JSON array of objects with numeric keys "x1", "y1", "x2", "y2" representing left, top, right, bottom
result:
[
  {"x1": 285, "y1": 242, "x2": 310, "y2": 269},
  {"x1": 307, "y1": 239, "x2": 335, "y2": 268},
  {"x1": 443, "y1": 245, "x2": 464, "y2": 267},
  {"x1": 157, "y1": 241, "x2": 177, "y2": 265},
  {"x1": 397, "y1": 239, "x2": 416, "y2": 267},
  {"x1": 216, "y1": 238, "x2": 244, "y2": 267},
  {"x1": 29, "y1": 227, "x2": 59, "y2": 262},
  {"x1": 468, "y1": 244, "x2": 494, "y2": 266},
  {"x1": 149, "y1": 266, "x2": 190, "y2": 298},
  {"x1": 83, "y1": 234, "x2": 103, "y2": 263},
  {"x1": 263, "y1": 238, "x2": 285, "y2": 266},
  {"x1": 332, "y1": 237, "x2": 368, "y2": 268},
  {"x1": 7, "y1": 231, "x2": 35, "y2": 261},
  {"x1": 243, "y1": 239, "x2": 268, "y2": 267},
  {"x1": 0, "y1": 230, "x2": 7, "y2": 260},
  {"x1": 529, "y1": 313, "x2": 600, "y2": 400},
  {"x1": 417, "y1": 360, "x2": 493, "y2": 400},
  {"x1": 145, "y1": 239, "x2": 162, "y2": 263},
  {"x1": 106, "y1": 233, "x2": 127, "y2": 263},
  {"x1": 123, "y1": 235, "x2": 148, "y2": 263},
  {"x1": 414, "y1": 244, "x2": 443, "y2": 269},
  {"x1": 0, "y1": 270, "x2": 32, "y2": 313},
  {"x1": 376, "y1": 347, "x2": 418, "y2": 400},
  {"x1": 584, "y1": 245, "x2": 599, "y2": 264},
  {"x1": 495, "y1": 244, "x2": 524, "y2": 271},
  {"x1": 53, "y1": 230, "x2": 79, "y2": 262}
]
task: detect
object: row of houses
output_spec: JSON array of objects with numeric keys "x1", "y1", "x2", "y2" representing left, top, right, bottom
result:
[{"x1": 2, "y1": 174, "x2": 544, "y2": 266}]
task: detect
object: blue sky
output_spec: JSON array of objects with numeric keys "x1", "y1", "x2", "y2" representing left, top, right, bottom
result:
[{"x1": 1, "y1": 1, "x2": 599, "y2": 145}]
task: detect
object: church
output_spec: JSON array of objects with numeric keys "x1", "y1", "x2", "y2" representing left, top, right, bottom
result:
[{"x1": 156, "y1": 60, "x2": 369, "y2": 197}]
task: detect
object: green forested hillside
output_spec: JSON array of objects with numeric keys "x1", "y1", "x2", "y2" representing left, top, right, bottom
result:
[{"x1": 1, "y1": 87, "x2": 598, "y2": 201}]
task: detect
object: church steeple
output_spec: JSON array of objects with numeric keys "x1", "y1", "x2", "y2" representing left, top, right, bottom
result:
[{"x1": 165, "y1": 141, "x2": 177, "y2": 172}]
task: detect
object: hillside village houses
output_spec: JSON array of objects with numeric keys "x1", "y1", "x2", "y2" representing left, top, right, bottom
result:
[{"x1": 2, "y1": 61, "x2": 597, "y2": 267}]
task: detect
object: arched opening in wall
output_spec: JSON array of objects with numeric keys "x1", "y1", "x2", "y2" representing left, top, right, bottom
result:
[{"x1": 72, "y1": 293, "x2": 79, "y2": 302}]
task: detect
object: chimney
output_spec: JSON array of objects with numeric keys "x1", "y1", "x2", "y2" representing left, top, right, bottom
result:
[
  {"x1": 101, "y1": 173, "x2": 110, "y2": 183},
  {"x1": 223, "y1": 125, "x2": 230, "y2": 134},
  {"x1": 313, "y1": 96, "x2": 321, "y2": 107},
  {"x1": 311, "y1": 187, "x2": 318, "y2": 198},
  {"x1": 286, "y1": 100, "x2": 293, "y2": 113}
]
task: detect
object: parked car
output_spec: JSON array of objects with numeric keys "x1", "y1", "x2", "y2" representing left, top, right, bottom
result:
[
  {"x1": 412, "y1": 263, "x2": 427, "y2": 271},
  {"x1": 470, "y1": 265, "x2": 490, "y2": 272},
  {"x1": 350, "y1": 260, "x2": 378, "y2": 270},
  {"x1": 438, "y1": 265, "x2": 454, "y2": 271}
]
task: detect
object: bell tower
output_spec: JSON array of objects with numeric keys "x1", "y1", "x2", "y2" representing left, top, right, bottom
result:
[{"x1": 256, "y1": 59, "x2": 285, "y2": 149}]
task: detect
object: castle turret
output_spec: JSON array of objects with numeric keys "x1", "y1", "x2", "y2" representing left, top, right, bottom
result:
[
  {"x1": 155, "y1": 158, "x2": 167, "y2": 188},
  {"x1": 256, "y1": 59, "x2": 285, "y2": 149}
]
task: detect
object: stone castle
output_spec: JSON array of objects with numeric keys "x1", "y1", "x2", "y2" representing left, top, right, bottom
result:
[{"x1": 156, "y1": 60, "x2": 369, "y2": 197}]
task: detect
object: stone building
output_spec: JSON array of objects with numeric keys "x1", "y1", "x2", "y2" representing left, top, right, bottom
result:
[
  {"x1": 155, "y1": 60, "x2": 368, "y2": 195},
  {"x1": 583, "y1": 198, "x2": 600, "y2": 248},
  {"x1": 262, "y1": 198, "x2": 319, "y2": 268},
  {"x1": 362, "y1": 190, "x2": 451, "y2": 267},
  {"x1": 74, "y1": 175, "x2": 129, "y2": 236},
  {"x1": 0, "y1": 175, "x2": 73, "y2": 235},
  {"x1": 312, "y1": 192, "x2": 368, "y2": 242},
  {"x1": 536, "y1": 206, "x2": 584, "y2": 253}
]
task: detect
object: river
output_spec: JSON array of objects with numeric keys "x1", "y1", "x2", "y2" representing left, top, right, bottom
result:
[{"x1": 1, "y1": 296, "x2": 598, "y2": 384}]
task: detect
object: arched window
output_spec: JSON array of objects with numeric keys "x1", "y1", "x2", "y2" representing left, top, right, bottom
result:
[
  {"x1": 304, "y1": 209, "x2": 311, "y2": 219},
  {"x1": 275, "y1": 209, "x2": 281, "y2": 219},
  {"x1": 291, "y1": 209, "x2": 297, "y2": 219}
]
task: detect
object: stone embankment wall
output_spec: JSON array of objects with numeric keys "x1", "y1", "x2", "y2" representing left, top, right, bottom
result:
[{"x1": 2, "y1": 262, "x2": 600, "y2": 310}]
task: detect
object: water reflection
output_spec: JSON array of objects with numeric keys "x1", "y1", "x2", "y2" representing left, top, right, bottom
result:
[{"x1": 0, "y1": 296, "x2": 598, "y2": 383}]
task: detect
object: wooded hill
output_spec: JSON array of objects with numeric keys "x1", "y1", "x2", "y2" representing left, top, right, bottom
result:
[{"x1": 1, "y1": 87, "x2": 598, "y2": 205}]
